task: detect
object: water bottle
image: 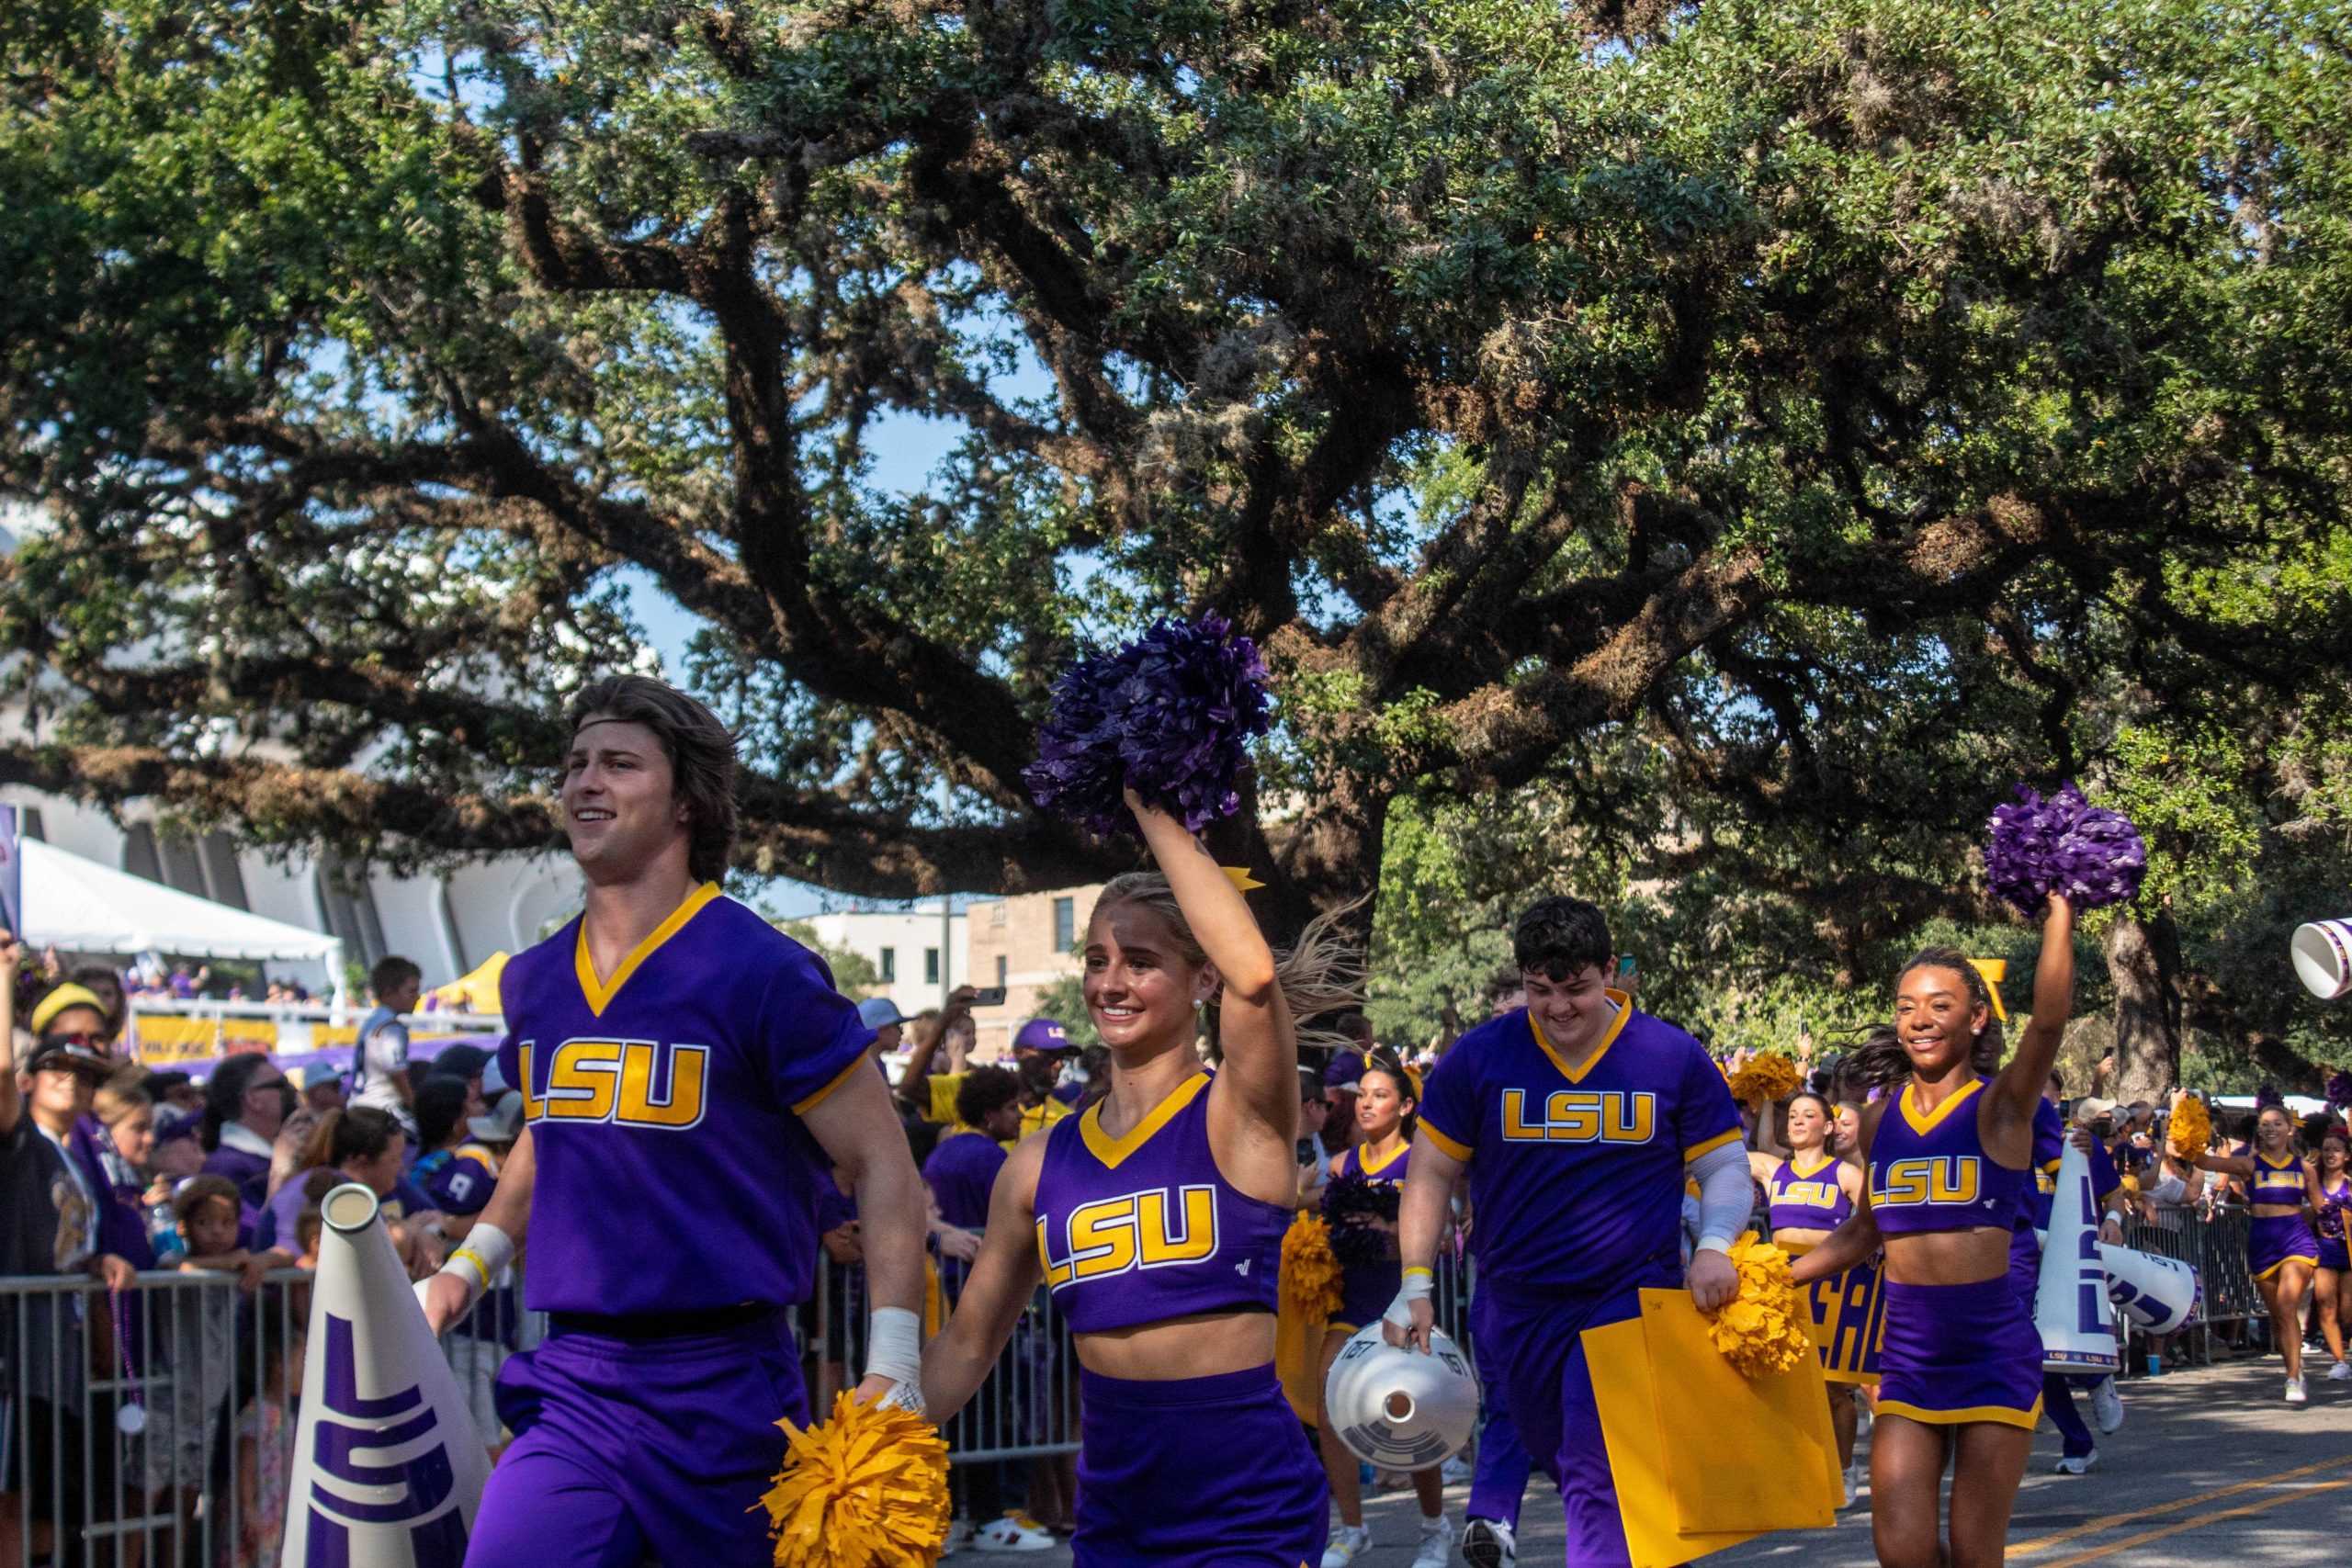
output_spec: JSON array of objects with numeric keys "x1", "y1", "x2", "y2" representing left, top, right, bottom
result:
[{"x1": 2145, "y1": 1352, "x2": 2162, "y2": 1377}]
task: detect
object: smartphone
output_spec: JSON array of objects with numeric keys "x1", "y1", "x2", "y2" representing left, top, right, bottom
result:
[
  {"x1": 1616, "y1": 955, "x2": 1637, "y2": 978},
  {"x1": 969, "y1": 986, "x2": 1007, "y2": 1008}
]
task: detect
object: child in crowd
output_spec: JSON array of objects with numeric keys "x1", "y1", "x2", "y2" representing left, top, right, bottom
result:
[
  {"x1": 143, "y1": 1176, "x2": 246, "y2": 1511},
  {"x1": 234, "y1": 1329, "x2": 304, "y2": 1568}
]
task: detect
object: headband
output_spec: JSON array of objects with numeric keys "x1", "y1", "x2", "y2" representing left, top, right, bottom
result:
[{"x1": 30, "y1": 984, "x2": 108, "y2": 1035}]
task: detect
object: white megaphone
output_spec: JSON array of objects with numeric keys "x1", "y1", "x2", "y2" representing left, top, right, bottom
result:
[
  {"x1": 2099, "y1": 1243, "x2": 2199, "y2": 1335},
  {"x1": 282, "y1": 1184, "x2": 491, "y2": 1567},
  {"x1": 1322, "y1": 1324, "x2": 1481, "y2": 1471},
  {"x1": 2032, "y1": 1141, "x2": 2120, "y2": 1375},
  {"x1": 2292, "y1": 920, "x2": 2352, "y2": 1001}
]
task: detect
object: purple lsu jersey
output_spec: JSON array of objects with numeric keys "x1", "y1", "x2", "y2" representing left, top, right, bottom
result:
[
  {"x1": 923, "y1": 1127, "x2": 1008, "y2": 1232},
  {"x1": 1767, "y1": 1154, "x2": 1852, "y2": 1233},
  {"x1": 1419, "y1": 998, "x2": 1742, "y2": 1291},
  {"x1": 497, "y1": 884, "x2": 874, "y2": 1315},
  {"x1": 1868, "y1": 1077, "x2": 2029, "y2": 1237},
  {"x1": 2249, "y1": 1149, "x2": 2309, "y2": 1205},
  {"x1": 1034, "y1": 1072, "x2": 1289, "y2": 1334}
]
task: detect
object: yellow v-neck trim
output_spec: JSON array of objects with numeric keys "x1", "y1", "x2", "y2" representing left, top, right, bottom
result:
[
  {"x1": 1899, "y1": 1077, "x2": 1984, "y2": 1138},
  {"x1": 572, "y1": 882, "x2": 722, "y2": 1018},
  {"x1": 2257, "y1": 1151, "x2": 2298, "y2": 1170},
  {"x1": 1791, "y1": 1152, "x2": 1838, "y2": 1179},
  {"x1": 1080, "y1": 1071, "x2": 1209, "y2": 1170},
  {"x1": 1357, "y1": 1136, "x2": 1409, "y2": 1176},
  {"x1": 1529, "y1": 990, "x2": 1634, "y2": 1085}
]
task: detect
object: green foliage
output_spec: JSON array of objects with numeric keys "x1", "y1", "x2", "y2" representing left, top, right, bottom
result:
[{"x1": 776, "y1": 919, "x2": 880, "y2": 996}]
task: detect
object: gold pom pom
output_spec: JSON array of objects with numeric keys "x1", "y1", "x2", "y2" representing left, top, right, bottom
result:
[
  {"x1": 760, "y1": 1392, "x2": 951, "y2": 1568},
  {"x1": 1727, "y1": 1053, "x2": 1803, "y2": 1107},
  {"x1": 1282, "y1": 1211, "x2": 1343, "y2": 1319},
  {"x1": 1702, "y1": 1234, "x2": 1812, "y2": 1379},
  {"x1": 2166, "y1": 1092, "x2": 2211, "y2": 1160}
]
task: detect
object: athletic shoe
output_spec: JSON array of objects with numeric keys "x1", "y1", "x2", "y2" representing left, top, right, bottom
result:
[
  {"x1": 2286, "y1": 1376, "x2": 2309, "y2": 1404},
  {"x1": 2090, "y1": 1376, "x2": 2125, "y2": 1434},
  {"x1": 1441, "y1": 1452, "x2": 1475, "y2": 1485},
  {"x1": 972, "y1": 1513, "x2": 1055, "y2": 1553},
  {"x1": 1320, "y1": 1525, "x2": 1374, "y2": 1567},
  {"x1": 1411, "y1": 1514, "x2": 1457, "y2": 1568},
  {"x1": 2329, "y1": 1361, "x2": 2352, "y2": 1382},
  {"x1": 2052, "y1": 1449, "x2": 2098, "y2": 1476},
  {"x1": 1462, "y1": 1517, "x2": 1517, "y2": 1568},
  {"x1": 1840, "y1": 1460, "x2": 1862, "y2": 1507}
]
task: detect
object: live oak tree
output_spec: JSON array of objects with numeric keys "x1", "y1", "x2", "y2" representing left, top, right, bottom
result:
[{"x1": 5, "y1": 0, "x2": 2350, "y2": 977}]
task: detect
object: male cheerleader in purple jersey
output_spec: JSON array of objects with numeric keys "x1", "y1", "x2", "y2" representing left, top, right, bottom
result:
[
  {"x1": 1793, "y1": 895, "x2": 2075, "y2": 1568},
  {"x1": 1386, "y1": 897, "x2": 1751, "y2": 1568},
  {"x1": 921, "y1": 788, "x2": 1362, "y2": 1565},
  {"x1": 418, "y1": 676, "x2": 930, "y2": 1567}
]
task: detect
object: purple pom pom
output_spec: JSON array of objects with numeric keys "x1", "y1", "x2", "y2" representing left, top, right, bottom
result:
[
  {"x1": 1984, "y1": 783, "x2": 2148, "y2": 912},
  {"x1": 1023, "y1": 614, "x2": 1273, "y2": 837},
  {"x1": 2256, "y1": 1081, "x2": 2285, "y2": 1111},
  {"x1": 2326, "y1": 1071, "x2": 2352, "y2": 1110}
]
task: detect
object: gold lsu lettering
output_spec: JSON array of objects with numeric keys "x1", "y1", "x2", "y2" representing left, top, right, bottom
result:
[
  {"x1": 516, "y1": 1038, "x2": 710, "y2": 1131},
  {"x1": 1774, "y1": 1179, "x2": 1841, "y2": 1209},
  {"x1": 1498, "y1": 1089, "x2": 1655, "y2": 1145},
  {"x1": 1037, "y1": 1186, "x2": 1219, "y2": 1291},
  {"x1": 1871, "y1": 1156, "x2": 1981, "y2": 1208}
]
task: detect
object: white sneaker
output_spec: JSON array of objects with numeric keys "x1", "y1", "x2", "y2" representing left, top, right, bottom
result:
[
  {"x1": 2090, "y1": 1376, "x2": 2125, "y2": 1434},
  {"x1": 1462, "y1": 1517, "x2": 1517, "y2": 1568},
  {"x1": 2329, "y1": 1361, "x2": 2352, "y2": 1382},
  {"x1": 1839, "y1": 1460, "x2": 1862, "y2": 1507},
  {"x1": 2286, "y1": 1376, "x2": 2309, "y2": 1404},
  {"x1": 971, "y1": 1512, "x2": 1056, "y2": 1553},
  {"x1": 2053, "y1": 1449, "x2": 2098, "y2": 1476},
  {"x1": 1411, "y1": 1514, "x2": 1456, "y2": 1568},
  {"x1": 1441, "y1": 1452, "x2": 1475, "y2": 1485},
  {"x1": 1321, "y1": 1524, "x2": 1374, "y2": 1567}
]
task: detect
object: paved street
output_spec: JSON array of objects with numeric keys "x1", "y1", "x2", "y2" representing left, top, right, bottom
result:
[{"x1": 986, "y1": 1353, "x2": 2352, "y2": 1565}]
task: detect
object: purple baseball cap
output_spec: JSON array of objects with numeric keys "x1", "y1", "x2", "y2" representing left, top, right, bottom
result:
[
  {"x1": 1012, "y1": 1018, "x2": 1073, "y2": 1054},
  {"x1": 1322, "y1": 1054, "x2": 1364, "y2": 1091}
]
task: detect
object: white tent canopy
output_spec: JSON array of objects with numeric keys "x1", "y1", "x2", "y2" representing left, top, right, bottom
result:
[{"x1": 18, "y1": 837, "x2": 345, "y2": 964}]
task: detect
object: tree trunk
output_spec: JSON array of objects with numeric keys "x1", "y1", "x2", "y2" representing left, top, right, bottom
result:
[{"x1": 2107, "y1": 912, "x2": 2181, "y2": 1103}]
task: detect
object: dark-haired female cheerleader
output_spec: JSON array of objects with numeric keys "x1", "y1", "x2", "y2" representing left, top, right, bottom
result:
[
  {"x1": 2312, "y1": 1128, "x2": 2351, "y2": 1383},
  {"x1": 2193, "y1": 1103, "x2": 2324, "y2": 1402},
  {"x1": 920, "y1": 791, "x2": 1362, "y2": 1565},
  {"x1": 1316, "y1": 1050, "x2": 1451, "y2": 1568},
  {"x1": 1793, "y1": 896, "x2": 2075, "y2": 1568},
  {"x1": 1751, "y1": 1090, "x2": 1877, "y2": 1499}
]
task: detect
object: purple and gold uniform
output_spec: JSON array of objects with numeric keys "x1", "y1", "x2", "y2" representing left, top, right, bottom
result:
[
  {"x1": 1418, "y1": 998, "x2": 1739, "y2": 1567},
  {"x1": 2245, "y1": 1150, "x2": 2322, "y2": 1282},
  {"x1": 1324, "y1": 1138, "x2": 1410, "y2": 1334},
  {"x1": 466, "y1": 884, "x2": 874, "y2": 1568},
  {"x1": 2315, "y1": 1176, "x2": 2350, "y2": 1273},
  {"x1": 1034, "y1": 1071, "x2": 1324, "y2": 1566},
  {"x1": 1770, "y1": 1155, "x2": 1884, "y2": 1385},
  {"x1": 1866, "y1": 1078, "x2": 2042, "y2": 1431}
]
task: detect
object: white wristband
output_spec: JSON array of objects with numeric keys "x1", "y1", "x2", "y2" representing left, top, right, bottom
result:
[
  {"x1": 865, "y1": 1305, "x2": 925, "y2": 1413},
  {"x1": 1693, "y1": 1235, "x2": 1736, "y2": 1257},
  {"x1": 1382, "y1": 1266, "x2": 1435, "y2": 1329},
  {"x1": 434, "y1": 1220, "x2": 514, "y2": 1309}
]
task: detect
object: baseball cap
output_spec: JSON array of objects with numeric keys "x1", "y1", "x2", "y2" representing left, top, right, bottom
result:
[
  {"x1": 1322, "y1": 1054, "x2": 1365, "y2": 1091},
  {"x1": 24, "y1": 1035, "x2": 116, "y2": 1078},
  {"x1": 431, "y1": 1043, "x2": 495, "y2": 1084},
  {"x1": 29, "y1": 985, "x2": 108, "y2": 1036},
  {"x1": 2071, "y1": 1096, "x2": 2120, "y2": 1126},
  {"x1": 858, "y1": 998, "x2": 908, "y2": 1031},
  {"x1": 1012, "y1": 1018, "x2": 1072, "y2": 1054},
  {"x1": 468, "y1": 1090, "x2": 526, "y2": 1144}
]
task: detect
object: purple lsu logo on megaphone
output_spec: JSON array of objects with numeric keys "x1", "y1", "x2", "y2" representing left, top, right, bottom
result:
[{"x1": 299, "y1": 1313, "x2": 469, "y2": 1566}]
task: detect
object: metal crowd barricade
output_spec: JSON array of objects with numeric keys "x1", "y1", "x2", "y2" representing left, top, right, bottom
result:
[{"x1": 2110, "y1": 1205, "x2": 2263, "y2": 1374}]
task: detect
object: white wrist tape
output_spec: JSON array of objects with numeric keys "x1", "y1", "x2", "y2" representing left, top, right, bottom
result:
[
  {"x1": 434, "y1": 1221, "x2": 514, "y2": 1310},
  {"x1": 1382, "y1": 1266, "x2": 1435, "y2": 1329},
  {"x1": 865, "y1": 1305, "x2": 925, "y2": 1413}
]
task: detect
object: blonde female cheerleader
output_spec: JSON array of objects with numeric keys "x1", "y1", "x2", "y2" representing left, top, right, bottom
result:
[
  {"x1": 1317, "y1": 1049, "x2": 1452, "y2": 1568},
  {"x1": 2312, "y1": 1128, "x2": 2351, "y2": 1382},
  {"x1": 920, "y1": 791, "x2": 1360, "y2": 1564},
  {"x1": 1792, "y1": 897, "x2": 2076, "y2": 1568},
  {"x1": 1752, "y1": 1090, "x2": 1879, "y2": 1497},
  {"x1": 2193, "y1": 1103, "x2": 2323, "y2": 1403}
]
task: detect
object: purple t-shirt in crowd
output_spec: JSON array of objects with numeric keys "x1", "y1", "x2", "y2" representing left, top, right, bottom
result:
[
  {"x1": 495, "y1": 885, "x2": 874, "y2": 1316},
  {"x1": 922, "y1": 1128, "x2": 1007, "y2": 1232}
]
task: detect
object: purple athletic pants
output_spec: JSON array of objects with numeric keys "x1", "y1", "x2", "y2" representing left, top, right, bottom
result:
[
  {"x1": 1481, "y1": 1257, "x2": 1679, "y2": 1568},
  {"x1": 463, "y1": 1312, "x2": 806, "y2": 1568},
  {"x1": 1466, "y1": 1282, "x2": 1532, "y2": 1531}
]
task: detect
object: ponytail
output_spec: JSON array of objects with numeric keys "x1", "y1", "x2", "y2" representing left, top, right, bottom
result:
[{"x1": 1091, "y1": 874, "x2": 1368, "y2": 1056}]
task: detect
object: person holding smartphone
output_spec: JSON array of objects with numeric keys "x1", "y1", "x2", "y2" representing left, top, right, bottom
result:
[{"x1": 897, "y1": 988, "x2": 1080, "y2": 1147}]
